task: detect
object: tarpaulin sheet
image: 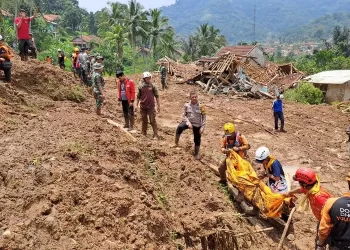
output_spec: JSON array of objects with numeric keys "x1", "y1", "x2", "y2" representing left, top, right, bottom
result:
[{"x1": 226, "y1": 151, "x2": 293, "y2": 218}]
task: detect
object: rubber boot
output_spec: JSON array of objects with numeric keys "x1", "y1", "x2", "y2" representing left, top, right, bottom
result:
[
  {"x1": 128, "y1": 116, "x2": 134, "y2": 131},
  {"x1": 175, "y1": 134, "x2": 180, "y2": 146},
  {"x1": 123, "y1": 115, "x2": 129, "y2": 129},
  {"x1": 194, "y1": 146, "x2": 200, "y2": 160}
]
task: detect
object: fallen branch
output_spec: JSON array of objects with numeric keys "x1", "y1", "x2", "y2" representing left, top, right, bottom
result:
[
  {"x1": 107, "y1": 119, "x2": 137, "y2": 142},
  {"x1": 276, "y1": 207, "x2": 296, "y2": 250}
]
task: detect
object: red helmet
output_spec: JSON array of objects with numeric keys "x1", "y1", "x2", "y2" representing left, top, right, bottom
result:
[{"x1": 293, "y1": 168, "x2": 316, "y2": 185}]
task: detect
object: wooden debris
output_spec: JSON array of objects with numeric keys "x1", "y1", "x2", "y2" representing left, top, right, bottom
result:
[
  {"x1": 191, "y1": 52, "x2": 303, "y2": 99},
  {"x1": 335, "y1": 101, "x2": 350, "y2": 113},
  {"x1": 107, "y1": 119, "x2": 137, "y2": 142},
  {"x1": 276, "y1": 207, "x2": 296, "y2": 250}
]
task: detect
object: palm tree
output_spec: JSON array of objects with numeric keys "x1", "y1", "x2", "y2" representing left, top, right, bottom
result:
[
  {"x1": 148, "y1": 8, "x2": 173, "y2": 59},
  {"x1": 105, "y1": 24, "x2": 128, "y2": 69},
  {"x1": 195, "y1": 23, "x2": 227, "y2": 57},
  {"x1": 158, "y1": 29, "x2": 181, "y2": 59},
  {"x1": 123, "y1": 0, "x2": 148, "y2": 73},
  {"x1": 107, "y1": 2, "x2": 127, "y2": 26},
  {"x1": 181, "y1": 35, "x2": 199, "y2": 62}
]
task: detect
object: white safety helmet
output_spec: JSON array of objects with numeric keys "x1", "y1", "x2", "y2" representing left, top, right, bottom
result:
[
  {"x1": 57, "y1": 49, "x2": 62, "y2": 52},
  {"x1": 255, "y1": 146, "x2": 270, "y2": 161},
  {"x1": 279, "y1": 94, "x2": 284, "y2": 99},
  {"x1": 143, "y1": 71, "x2": 152, "y2": 79},
  {"x1": 0, "y1": 35, "x2": 3, "y2": 41}
]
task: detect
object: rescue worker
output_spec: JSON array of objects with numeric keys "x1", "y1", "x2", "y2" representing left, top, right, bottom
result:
[
  {"x1": 90, "y1": 53, "x2": 97, "y2": 66},
  {"x1": 78, "y1": 48, "x2": 89, "y2": 85},
  {"x1": 96, "y1": 55, "x2": 104, "y2": 64},
  {"x1": 45, "y1": 56, "x2": 52, "y2": 64},
  {"x1": 117, "y1": 71, "x2": 136, "y2": 131},
  {"x1": 58, "y1": 49, "x2": 65, "y2": 69},
  {"x1": 272, "y1": 94, "x2": 286, "y2": 132},
  {"x1": 14, "y1": 8, "x2": 37, "y2": 61},
  {"x1": 175, "y1": 90, "x2": 206, "y2": 160},
  {"x1": 286, "y1": 168, "x2": 332, "y2": 249},
  {"x1": 218, "y1": 123, "x2": 250, "y2": 184},
  {"x1": 0, "y1": 35, "x2": 13, "y2": 82},
  {"x1": 71, "y1": 48, "x2": 80, "y2": 79},
  {"x1": 92, "y1": 63, "x2": 105, "y2": 115},
  {"x1": 86, "y1": 54, "x2": 95, "y2": 87},
  {"x1": 160, "y1": 62, "x2": 167, "y2": 90},
  {"x1": 136, "y1": 72, "x2": 160, "y2": 139},
  {"x1": 317, "y1": 172, "x2": 350, "y2": 250},
  {"x1": 255, "y1": 146, "x2": 288, "y2": 194}
]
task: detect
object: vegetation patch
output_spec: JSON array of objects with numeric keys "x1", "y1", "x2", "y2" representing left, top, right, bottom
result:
[{"x1": 284, "y1": 82, "x2": 324, "y2": 104}]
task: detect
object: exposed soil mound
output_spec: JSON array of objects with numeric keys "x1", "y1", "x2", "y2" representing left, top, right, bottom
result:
[
  {"x1": 1, "y1": 58, "x2": 86, "y2": 103},
  {"x1": 0, "y1": 60, "x2": 349, "y2": 250}
]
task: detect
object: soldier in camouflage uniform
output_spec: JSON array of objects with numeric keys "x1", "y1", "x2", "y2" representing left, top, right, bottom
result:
[
  {"x1": 92, "y1": 63, "x2": 105, "y2": 115},
  {"x1": 160, "y1": 62, "x2": 167, "y2": 90}
]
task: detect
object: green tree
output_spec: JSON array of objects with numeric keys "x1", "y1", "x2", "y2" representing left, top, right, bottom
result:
[
  {"x1": 123, "y1": 0, "x2": 148, "y2": 73},
  {"x1": 181, "y1": 35, "x2": 199, "y2": 62},
  {"x1": 147, "y1": 8, "x2": 173, "y2": 59},
  {"x1": 105, "y1": 24, "x2": 128, "y2": 70}
]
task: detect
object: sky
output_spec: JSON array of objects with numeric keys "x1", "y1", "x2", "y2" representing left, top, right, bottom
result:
[{"x1": 79, "y1": 0, "x2": 176, "y2": 12}]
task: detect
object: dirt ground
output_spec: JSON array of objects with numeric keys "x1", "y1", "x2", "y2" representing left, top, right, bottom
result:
[{"x1": 0, "y1": 59, "x2": 349, "y2": 250}]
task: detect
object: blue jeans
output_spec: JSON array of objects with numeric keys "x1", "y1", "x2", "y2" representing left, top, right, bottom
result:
[{"x1": 274, "y1": 112, "x2": 284, "y2": 130}]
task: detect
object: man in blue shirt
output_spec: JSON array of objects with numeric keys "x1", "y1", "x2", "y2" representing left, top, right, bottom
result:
[{"x1": 272, "y1": 94, "x2": 286, "y2": 132}]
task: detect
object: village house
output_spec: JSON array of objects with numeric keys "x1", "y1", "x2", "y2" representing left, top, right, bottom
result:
[
  {"x1": 215, "y1": 45, "x2": 265, "y2": 67},
  {"x1": 72, "y1": 35, "x2": 103, "y2": 49},
  {"x1": 306, "y1": 70, "x2": 350, "y2": 103},
  {"x1": 43, "y1": 14, "x2": 60, "y2": 37}
]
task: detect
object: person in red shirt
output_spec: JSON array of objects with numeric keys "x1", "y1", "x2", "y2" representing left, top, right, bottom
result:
[
  {"x1": 14, "y1": 8, "x2": 37, "y2": 61},
  {"x1": 116, "y1": 71, "x2": 136, "y2": 131},
  {"x1": 286, "y1": 168, "x2": 332, "y2": 248}
]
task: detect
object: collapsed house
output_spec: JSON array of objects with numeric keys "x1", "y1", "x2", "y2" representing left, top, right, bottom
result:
[
  {"x1": 158, "y1": 45, "x2": 303, "y2": 99},
  {"x1": 193, "y1": 46, "x2": 304, "y2": 98},
  {"x1": 158, "y1": 56, "x2": 202, "y2": 84}
]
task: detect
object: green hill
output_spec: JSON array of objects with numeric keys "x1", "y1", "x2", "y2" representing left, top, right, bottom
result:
[
  {"x1": 283, "y1": 12, "x2": 350, "y2": 42},
  {"x1": 161, "y1": 0, "x2": 350, "y2": 43}
]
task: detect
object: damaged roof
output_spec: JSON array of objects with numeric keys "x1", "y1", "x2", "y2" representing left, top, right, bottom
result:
[
  {"x1": 305, "y1": 70, "x2": 350, "y2": 84},
  {"x1": 216, "y1": 45, "x2": 256, "y2": 57}
]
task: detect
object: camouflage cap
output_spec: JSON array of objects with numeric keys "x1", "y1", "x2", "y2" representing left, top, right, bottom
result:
[
  {"x1": 93, "y1": 63, "x2": 104, "y2": 70},
  {"x1": 96, "y1": 55, "x2": 104, "y2": 60}
]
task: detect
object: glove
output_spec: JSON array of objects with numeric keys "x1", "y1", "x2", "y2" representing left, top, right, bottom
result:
[{"x1": 233, "y1": 146, "x2": 240, "y2": 152}]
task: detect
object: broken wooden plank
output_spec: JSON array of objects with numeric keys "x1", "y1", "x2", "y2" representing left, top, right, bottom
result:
[
  {"x1": 218, "y1": 75, "x2": 232, "y2": 85},
  {"x1": 107, "y1": 119, "x2": 137, "y2": 142},
  {"x1": 258, "y1": 90, "x2": 274, "y2": 99},
  {"x1": 276, "y1": 207, "x2": 296, "y2": 250}
]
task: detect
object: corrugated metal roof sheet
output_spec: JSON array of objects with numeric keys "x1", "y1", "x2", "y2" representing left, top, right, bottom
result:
[
  {"x1": 305, "y1": 70, "x2": 350, "y2": 84},
  {"x1": 216, "y1": 45, "x2": 255, "y2": 57}
]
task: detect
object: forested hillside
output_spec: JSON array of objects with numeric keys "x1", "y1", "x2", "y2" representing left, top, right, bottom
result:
[{"x1": 162, "y1": 0, "x2": 350, "y2": 43}]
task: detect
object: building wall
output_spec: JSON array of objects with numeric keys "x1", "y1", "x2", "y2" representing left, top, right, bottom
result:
[
  {"x1": 325, "y1": 84, "x2": 345, "y2": 103},
  {"x1": 344, "y1": 82, "x2": 350, "y2": 101},
  {"x1": 248, "y1": 47, "x2": 265, "y2": 67}
]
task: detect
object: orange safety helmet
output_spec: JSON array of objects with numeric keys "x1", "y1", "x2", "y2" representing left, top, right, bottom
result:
[{"x1": 293, "y1": 168, "x2": 316, "y2": 185}]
